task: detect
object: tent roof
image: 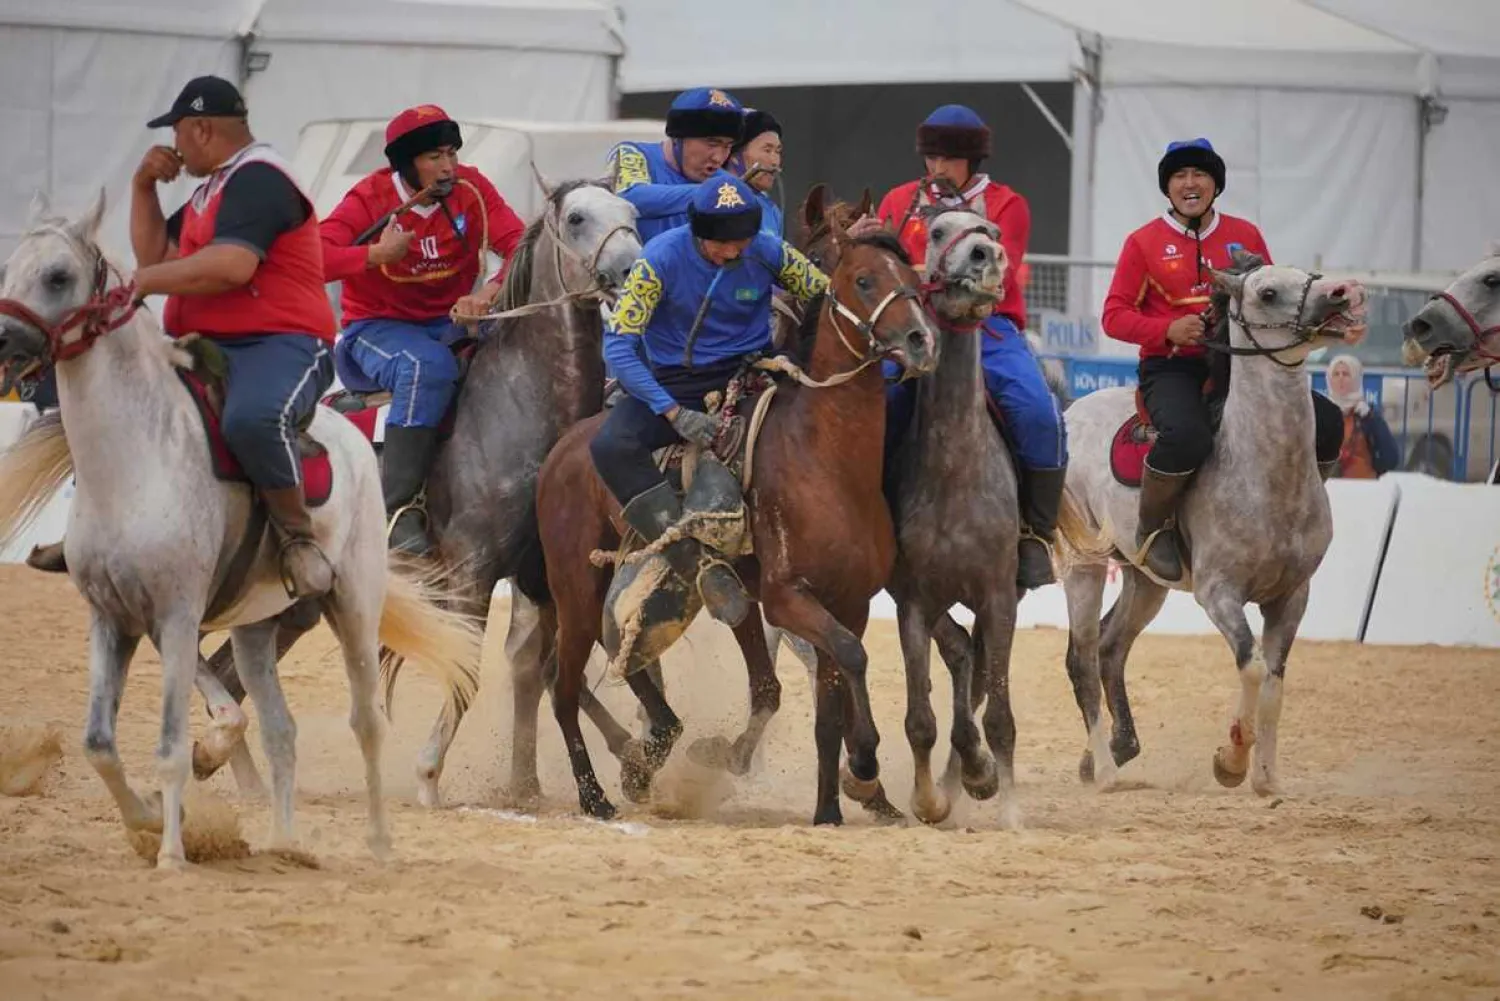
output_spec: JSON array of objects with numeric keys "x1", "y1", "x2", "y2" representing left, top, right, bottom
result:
[{"x1": 0, "y1": 0, "x2": 624, "y2": 53}]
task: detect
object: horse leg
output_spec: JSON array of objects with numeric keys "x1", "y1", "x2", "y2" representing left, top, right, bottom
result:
[
  {"x1": 230, "y1": 619, "x2": 300, "y2": 849},
  {"x1": 191, "y1": 659, "x2": 253, "y2": 783},
  {"x1": 503, "y1": 591, "x2": 550, "y2": 808},
  {"x1": 689, "y1": 605, "x2": 783, "y2": 777},
  {"x1": 323, "y1": 586, "x2": 391, "y2": 856},
  {"x1": 1098, "y1": 567, "x2": 1167, "y2": 769},
  {"x1": 553, "y1": 615, "x2": 614, "y2": 820},
  {"x1": 619, "y1": 667, "x2": 683, "y2": 803},
  {"x1": 1199, "y1": 582, "x2": 1260, "y2": 788},
  {"x1": 634, "y1": 660, "x2": 667, "y2": 740},
  {"x1": 1252, "y1": 583, "x2": 1309, "y2": 797},
  {"x1": 81, "y1": 613, "x2": 158, "y2": 832},
  {"x1": 933, "y1": 612, "x2": 982, "y2": 712},
  {"x1": 970, "y1": 595, "x2": 1017, "y2": 810},
  {"x1": 413, "y1": 583, "x2": 494, "y2": 809},
  {"x1": 811, "y1": 652, "x2": 847, "y2": 826},
  {"x1": 1062, "y1": 564, "x2": 1111, "y2": 785},
  {"x1": 152, "y1": 613, "x2": 204, "y2": 870},
  {"x1": 896, "y1": 597, "x2": 949, "y2": 824},
  {"x1": 764, "y1": 584, "x2": 882, "y2": 824}
]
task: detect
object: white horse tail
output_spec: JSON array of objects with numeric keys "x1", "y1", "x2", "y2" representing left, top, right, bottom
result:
[
  {"x1": 1053, "y1": 484, "x2": 1114, "y2": 574},
  {"x1": 377, "y1": 556, "x2": 483, "y2": 723},
  {"x1": 0, "y1": 412, "x2": 73, "y2": 551}
]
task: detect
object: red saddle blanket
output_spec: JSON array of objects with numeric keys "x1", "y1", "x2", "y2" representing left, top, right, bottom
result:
[
  {"x1": 178, "y1": 369, "x2": 334, "y2": 507},
  {"x1": 1110, "y1": 413, "x2": 1156, "y2": 488}
]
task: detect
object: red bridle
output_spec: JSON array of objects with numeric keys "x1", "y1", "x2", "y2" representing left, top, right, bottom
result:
[
  {"x1": 0, "y1": 247, "x2": 140, "y2": 364},
  {"x1": 921, "y1": 222, "x2": 1003, "y2": 312},
  {"x1": 1431, "y1": 289, "x2": 1500, "y2": 365}
]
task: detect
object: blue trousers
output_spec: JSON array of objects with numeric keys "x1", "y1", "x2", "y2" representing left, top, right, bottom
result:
[
  {"x1": 217, "y1": 334, "x2": 333, "y2": 490},
  {"x1": 885, "y1": 316, "x2": 1067, "y2": 470},
  {"x1": 335, "y1": 317, "x2": 465, "y2": 429}
]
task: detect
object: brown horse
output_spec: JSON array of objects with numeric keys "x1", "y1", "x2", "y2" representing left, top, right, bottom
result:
[{"x1": 536, "y1": 219, "x2": 939, "y2": 824}]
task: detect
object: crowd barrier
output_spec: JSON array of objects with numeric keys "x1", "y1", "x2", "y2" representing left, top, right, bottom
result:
[{"x1": 3, "y1": 404, "x2": 1496, "y2": 648}]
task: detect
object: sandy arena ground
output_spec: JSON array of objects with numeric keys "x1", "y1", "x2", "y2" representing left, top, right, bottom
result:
[{"x1": 1, "y1": 565, "x2": 1498, "y2": 1000}]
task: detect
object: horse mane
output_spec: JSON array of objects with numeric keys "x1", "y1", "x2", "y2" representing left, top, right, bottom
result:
[
  {"x1": 852, "y1": 230, "x2": 911, "y2": 267},
  {"x1": 491, "y1": 179, "x2": 607, "y2": 315}
]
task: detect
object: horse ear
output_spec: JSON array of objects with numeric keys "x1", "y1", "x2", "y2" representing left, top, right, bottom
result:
[
  {"x1": 1487, "y1": 238, "x2": 1500, "y2": 258},
  {"x1": 529, "y1": 160, "x2": 556, "y2": 201},
  {"x1": 1208, "y1": 266, "x2": 1246, "y2": 299},
  {"x1": 28, "y1": 189, "x2": 52, "y2": 226},
  {"x1": 826, "y1": 201, "x2": 851, "y2": 248},
  {"x1": 855, "y1": 187, "x2": 874, "y2": 218},
  {"x1": 70, "y1": 187, "x2": 107, "y2": 243},
  {"x1": 802, "y1": 183, "x2": 828, "y2": 232},
  {"x1": 1228, "y1": 247, "x2": 1264, "y2": 272}
]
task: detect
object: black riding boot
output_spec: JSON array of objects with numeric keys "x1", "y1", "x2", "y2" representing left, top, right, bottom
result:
[
  {"x1": 381, "y1": 425, "x2": 441, "y2": 557},
  {"x1": 621, "y1": 482, "x2": 750, "y2": 627},
  {"x1": 1017, "y1": 466, "x2": 1067, "y2": 589},
  {"x1": 1318, "y1": 458, "x2": 1338, "y2": 482},
  {"x1": 1135, "y1": 463, "x2": 1194, "y2": 585}
]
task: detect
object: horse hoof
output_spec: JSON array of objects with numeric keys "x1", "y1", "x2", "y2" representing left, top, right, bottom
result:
[
  {"x1": 585, "y1": 796, "x2": 618, "y2": 822},
  {"x1": 1212, "y1": 748, "x2": 1248, "y2": 788},
  {"x1": 1112, "y1": 734, "x2": 1141, "y2": 767},
  {"x1": 1251, "y1": 771, "x2": 1280, "y2": 798},
  {"x1": 913, "y1": 789, "x2": 951, "y2": 826},
  {"x1": 861, "y1": 792, "x2": 906, "y2": 824},
  {"x1": 686, "y1": 735, "x2": 734, "y2": 772},
  {"x1": 962, "y1": 756, "x2": 1000, "y2": 801},
  {"x1": 840, "y1": 765, "x2": 881, "y2": 803},
  {"x1": 812, "y1": 805, "x2": 844, "y2": 826},
  {"x1": 508, "y1": 776, "x2": 542, "y2": 812},
  {"x1": 415, "y1": 770, "x2": 443, "y2": 810},
  {"x1": 156, "y1": 852, "x2": 189, "y2": 873},
  {"x1": 367, "y1": 830, "x2": 392, "y2": 861},
  {"x1": 1079, "y1": 750, "x2": 1095, "y2": 784}
]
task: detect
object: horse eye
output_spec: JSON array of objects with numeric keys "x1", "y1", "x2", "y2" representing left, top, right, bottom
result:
[
  {"x1": 45, "y1": 268, "x2": 71, "y2": 291},
  {"x1": 1258, "y1": 287, "x2": 1278, "y2": 303},
  {"x1": 567, "y1": 211, "x2": 584, "y2": 227},
  {"x1": 855, "y1": 274, "x2": 872, "y2": 291},
  {"x1": 1484, "y1": 272, "x2": 1500, "y2": 289},
  {"x1": 932, "y1": 228, "x2": 946, "y2": 241}
]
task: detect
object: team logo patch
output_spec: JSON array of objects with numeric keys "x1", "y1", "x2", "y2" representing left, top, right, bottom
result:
[
  {"x1": 735, "y1": 287, "x2": 760, "y2": 302},
  {"x1": 414, "y1": 105, "x2": 444, "y2": 119},
  {"x1": 708, "y1": 89, "x2": 734, "y2": 108},
  {"x1": 714, "y1": 181, "x2": 746, "y2": 209},
  {"x1": 1165, "y1": 243, "x2": 1177, "y2": 255},
  {"x1": 455, "y1": 214, "x2": 468, "y2": 236}
]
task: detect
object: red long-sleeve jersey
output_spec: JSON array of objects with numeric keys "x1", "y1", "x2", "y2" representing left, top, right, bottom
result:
[
  {"x1": 876, "y1": 175, "x2": 1030, "y2": 328},
  {"x1": 1102, "y1": 211, "x2": 1271, "y2": 360},
  {"x1": 320, "y1": 163, "x2": 526, "y2": 324}
]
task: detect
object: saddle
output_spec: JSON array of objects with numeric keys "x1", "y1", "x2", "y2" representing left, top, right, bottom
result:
[
  {"x1": 321, "y1": 337, "x2": 479, "y2": 445},
  {"x1": 1109, "y1": 383, "x2": 1225, "y2": 489},
  {"x1": 174, "y1": 335, "x2": 334, "y2": 507}
]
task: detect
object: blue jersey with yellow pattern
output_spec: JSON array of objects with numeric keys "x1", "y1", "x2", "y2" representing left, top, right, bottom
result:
[
  {"x1": 605, "y1": 228, "x2": 828, "y2": 413},
  {"x1": 608, "y1": 141, "x2": 703, "y2": 243}
]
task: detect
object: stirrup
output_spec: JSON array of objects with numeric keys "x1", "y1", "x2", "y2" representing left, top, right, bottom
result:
[
  {"x1": 1131, "y1": 525, "x2": 1189, "y2": 588},
  {"x1": 386, "y1": 493, "x2": 429, "y2": 542},
  {"x1": 277, "y1": 536, "x2": 334, "y2": 600}
]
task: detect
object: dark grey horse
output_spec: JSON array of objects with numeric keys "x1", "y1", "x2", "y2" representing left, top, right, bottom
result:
[{"x1": 198, "y1": 180, "x2": 644, "y2": 808}]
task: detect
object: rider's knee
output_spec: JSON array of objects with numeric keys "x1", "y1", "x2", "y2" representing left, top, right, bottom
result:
[{"x1": 1169, "y1": 422, "x2": 1214, "y2": 470}]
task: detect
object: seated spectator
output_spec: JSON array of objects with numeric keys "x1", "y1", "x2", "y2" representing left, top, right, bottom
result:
[{"x1": 1327, "y1": 354, "x2": 1399, "y2": 479}]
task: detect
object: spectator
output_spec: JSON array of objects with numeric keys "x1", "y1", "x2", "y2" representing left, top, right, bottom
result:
[{"x1": 1326, "y1": 354, "x2": 1399, "y2": 479}]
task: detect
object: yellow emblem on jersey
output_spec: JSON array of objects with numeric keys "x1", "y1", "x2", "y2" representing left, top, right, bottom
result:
[
  {"x1": 708, "y1": 89, "x2": 734, "y2": 108},
  {"x1": 714, "y1": 181, "x2": 747, "y2": 209}
]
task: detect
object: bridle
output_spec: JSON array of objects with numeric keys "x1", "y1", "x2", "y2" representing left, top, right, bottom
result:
[
  {"x1": 0, "y1": 226, "x2": 139, "y2": 365},
  {"x1": 921, "y1": 219, "x2": 1000, "y2": 302},
  {"x1": 1429, "y1": 289, "x2": 1500, "y2": 364},
  {"x1": 1203, "y1": 270, "x2": 1332, "y2": 369}
]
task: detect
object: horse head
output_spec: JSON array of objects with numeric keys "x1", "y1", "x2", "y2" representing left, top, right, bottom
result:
[
  {"x1": 549, "y1": 180, "x2": 642, "y2": 296},
  {"x1": 1402, "y1": 252, "x2": 1500, "y2": 387},
  {"x1": 921, "y1": 208, "x2": 1005, "y2": 326},
  {"x1": 0, "y1": 188, "x2": 114, "y2": 395},
  {"x1": 1209, "y1": 261, "x2": 1367, "y2": 369},
  {"x1": 823, "y1": 212, "x2": 938, "y2": 375},
  {"x1": 799, "y1": 183, "x2": 873, "y2": 273}
]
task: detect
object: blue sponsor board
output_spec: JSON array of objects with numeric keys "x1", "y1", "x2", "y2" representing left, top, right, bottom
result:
[
  {"x1": 1066, "y1": 358, "x2": 1138, "y2": 397},
  {"x1": 1310, "y1": 371, "x2": 1383, "y2": 409}
]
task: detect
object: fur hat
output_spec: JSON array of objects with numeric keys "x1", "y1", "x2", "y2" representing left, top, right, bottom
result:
[
  {"x1": 916, "y1": 104, "x2": 991, "y2": 161},
  {"x1": 734, "y1": 108, "x2": 782, "y2": 152},
  {"x1": 666, "y1": 88, "x2": 745, "y2": 141},
  {"x1": 688, "y1": 174, "x2": 762, "y2": 241},
  {"x1": 1158, "y1": 138, "x2": 1226, "y2": 195}
]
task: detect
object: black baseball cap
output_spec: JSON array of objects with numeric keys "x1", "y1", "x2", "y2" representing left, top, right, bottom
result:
[{"x1": 146, "y1": 76, "x2": 248, "y2": 128}]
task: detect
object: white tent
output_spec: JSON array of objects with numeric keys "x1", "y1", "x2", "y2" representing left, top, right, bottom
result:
[
  {"x1": 0, "y1": 0, "x2": 623, "y2": 260},
  {"x1": 614, "y1": 0, "x2": 1500, "y2": 279}
]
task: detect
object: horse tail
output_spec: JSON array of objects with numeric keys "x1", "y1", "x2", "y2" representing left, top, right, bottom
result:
[
  {"x1": 377, "y1": 556, "x2": 483, "y2": 723},
  {"x1": 1052, "y1": 484, "x2": 1113, "y2": 574},
  {"x1": 0, "y1": 412, "x2": 73, "y2": 552}
]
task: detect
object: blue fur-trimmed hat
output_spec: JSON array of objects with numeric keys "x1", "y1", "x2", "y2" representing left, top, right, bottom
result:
[
  {"x1": 916, "y1": 104, "x2": 991, "y2": 161},
  {"x1": 666, "y1": 87, "x2": 745, "y2": 141},
  {"x1": 688, "y1": 174, "x2": 762, "y2": 241},
  {"x1": 1159, "y1": 138, "x2": 1226, "y2": 195}
]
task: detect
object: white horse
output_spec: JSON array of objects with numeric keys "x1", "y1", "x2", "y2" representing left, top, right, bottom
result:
[
  {"x1": 1053, "y1": 255, "x2": 1366, "y2": 796},
  {"x1": 0, "y1": 191, "x2": 481, "y2": 869},
  {"x1": 1402, "y1": 251, "x2": 1500, "y2": 387}
]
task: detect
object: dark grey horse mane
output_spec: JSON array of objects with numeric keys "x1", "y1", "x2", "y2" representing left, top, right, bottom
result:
[{"x1": 492, "y1": 179, "x2": 611, "y2": 315}]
